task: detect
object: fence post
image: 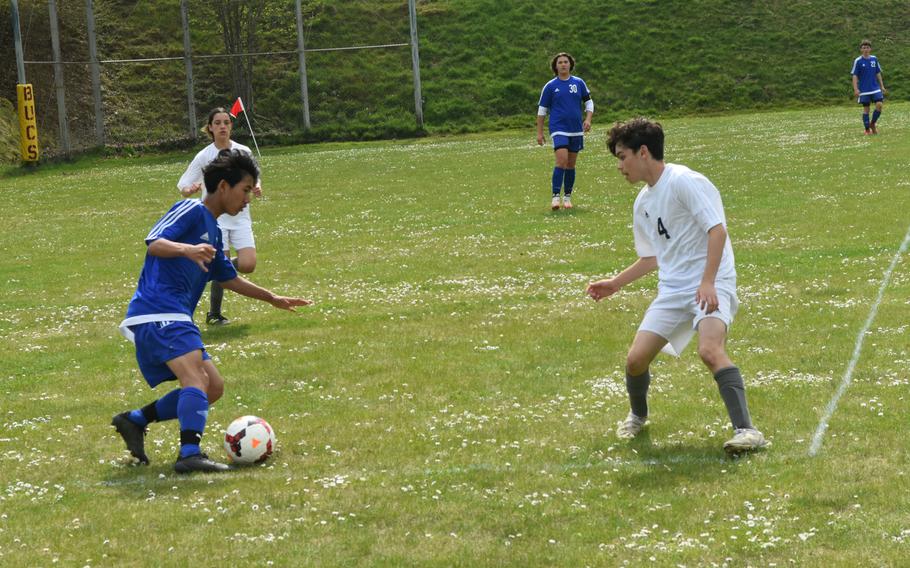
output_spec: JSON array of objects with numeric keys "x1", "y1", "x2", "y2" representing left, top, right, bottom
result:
[
  {"x1": 407, "y1": 0, "x2": 424, "y2": 129},
  {"x1": 295, "y1": 0, "x2": 311, "y2": 129},
  {"x1": 181, "y1": 0, "x2": 197, "y2": 140},
  {"x1": 11, "y1": 0, "x2": 26, "y2": 83},
  {"x1": 85, "y1": 0, "x2": 104, "y2": 145},
  {"x1": 48, "y1": 0, "x2": 71, "y2": 157}
]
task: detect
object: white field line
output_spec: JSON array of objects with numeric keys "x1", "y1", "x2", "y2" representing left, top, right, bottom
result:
[{"x1": 808, "y1": 223, "x2": 910, "y2": 457}]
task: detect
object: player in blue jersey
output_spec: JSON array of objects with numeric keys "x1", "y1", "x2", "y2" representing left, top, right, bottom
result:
[
  {"x1": 851, "y1": 39, "x2": 887, "y2": 135},
  {"x1": 111, "y1": 150, "x2": 311, "y2": 473},
  {"x1": 537, "y1": 52, "x2": 593, "y2": 210}
]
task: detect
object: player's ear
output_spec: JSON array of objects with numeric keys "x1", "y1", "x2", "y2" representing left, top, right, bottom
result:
[{"x1": 217, "y1": 179, "x2": 230, "y2": 193}]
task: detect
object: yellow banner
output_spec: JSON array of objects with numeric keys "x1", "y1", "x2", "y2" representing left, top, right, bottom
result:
[{"x1": 17, "y1": 84, "x2": 39, "y2": 162}]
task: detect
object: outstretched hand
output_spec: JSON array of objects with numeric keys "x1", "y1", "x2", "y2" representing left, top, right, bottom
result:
[
  {"x1": 586, "y1": 279, "x2": 620, "y2": 301},
  {"x1": 270, "y1": 296, "x2": 313, "y2": 312}
]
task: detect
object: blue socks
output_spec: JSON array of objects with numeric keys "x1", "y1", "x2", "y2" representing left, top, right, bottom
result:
[
  {"x1": 177, "y1": 387, "x2": 209, "y2": 458},
  {"x1": 863, "y1": 113, "x2": 870, "y2": 130},
  {"x1": 872, "y1": 109, "x2": 881, "y2": 125},
  {"x1": 127, "y1": 388, "x2": 181, "y2": 427},
  {"x1": 552, "y1": 167, "x2": 565, "y2": 195},
  {"x1": 564, "y1": 169, "x2": 576, "y2": 195},
  {"x1": 126, "y1": 387, "x2": 209, "y2": 458}
]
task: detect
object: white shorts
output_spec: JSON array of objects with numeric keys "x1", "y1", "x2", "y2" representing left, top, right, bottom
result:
[
  {"x1": 220, "y1": 226, "x2": 255, "y2": 252},
  {"x1": 638, "y1": 287, "x2": 739, "y2": 357}
]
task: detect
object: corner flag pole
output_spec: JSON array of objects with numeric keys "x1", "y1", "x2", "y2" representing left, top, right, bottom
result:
[{"x1": 229, "y1": 97, "x2": 261, "y2": 158}]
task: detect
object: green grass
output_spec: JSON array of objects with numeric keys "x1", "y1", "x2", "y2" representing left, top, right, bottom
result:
[
  {"x1": 1, "y1": 104, "x2": 909, "y2": 566},
  {"x1": 5, "y1": 0, "x2": 910, "y2": 154}
]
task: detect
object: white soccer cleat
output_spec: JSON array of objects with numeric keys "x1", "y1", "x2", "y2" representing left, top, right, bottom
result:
[
  {"x1": 723, "y1": 428, "x2": 769, "y2": 454},
  {"x1": 551, "y1": 196, "x2": 561, "y2": 210},
  {"x1": 563, "y1": 196, "x2": 573, "y2": 209},
  {"x1": 616, "y1": 412, "x2": 647, "y2": 440}
]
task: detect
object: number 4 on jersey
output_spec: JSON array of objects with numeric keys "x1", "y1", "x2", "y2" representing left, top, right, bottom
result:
[{"x1": 657, "y1": 217, "x2": 671, "y2": 239}]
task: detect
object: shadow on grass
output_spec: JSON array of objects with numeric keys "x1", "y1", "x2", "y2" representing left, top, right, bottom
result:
[{"x1": 201, "y1": 323, "x2": 252, "y2": 341}]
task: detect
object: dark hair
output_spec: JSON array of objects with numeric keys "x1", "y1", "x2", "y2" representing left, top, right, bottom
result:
[
  {"x1": 550, "y1": 52, "x2": 575, "y2": 75},
  {"x1": 860, "y1": 39, "x2": 872, "y2": 48},
  {"x1": 607, "y1": 117, "x2": 665, "y2": 161},
  {"x1": 202, "y1": 107, "x2": 232, "y2": 140},
  {"x1": 202, "y1": 149, "x2": 260, "y2": 194}
]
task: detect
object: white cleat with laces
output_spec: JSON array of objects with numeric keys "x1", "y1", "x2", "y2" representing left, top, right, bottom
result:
[
  {"x1": 551, "y1": 196, "x2": 561, "y2": 210},
  {"x1": 616, "y1": 412, "x2": 647, "y2": 440},
  {"x1": 723, "y1": 428, "x2": 769, "y2": 454}
]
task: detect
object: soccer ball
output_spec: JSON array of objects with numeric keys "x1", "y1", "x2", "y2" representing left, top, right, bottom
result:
[{"x1": 223, "y1": 415, "x2": 276, "y2": 464}]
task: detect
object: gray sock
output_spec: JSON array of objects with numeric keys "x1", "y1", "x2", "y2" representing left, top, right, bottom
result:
[
  {"x1": 625, "y1": 370, "x2": 651, "y2": 418},
  {"x1": 210, "y1": 281, "x2": 224, "y2": 316},
  {"x1": 714, "y1": 366, "x2": 753, "y2": 429}
]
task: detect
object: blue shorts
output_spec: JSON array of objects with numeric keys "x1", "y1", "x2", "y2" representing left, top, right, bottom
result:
[
  {"x1": 131, "y1": 321, "x2": 210, "y2": 387},
  {"x1": 858, "y1": 93, "x2": 884, "y2": 104},
  {"x1": 552, "y1": 135, "x2": 584, "y2": 153}
]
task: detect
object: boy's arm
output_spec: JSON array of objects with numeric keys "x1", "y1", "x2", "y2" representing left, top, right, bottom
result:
[
  {"x1": 220, "y1": 276, "x2": 312, "y2": 311},
  {"x1": 587, "y1": 256, "x2": 657, "y2": 301},
  {"x1": 852, "y1": 75, "x2": 859, "y2": 96},
  {"x1": 536, "y1": 114, "x2": 546, "y2": 145},
  {"x1": 878, "y1": 72, "x2": 887, "y2": 94},
  {"x1": 148, "y1": 238, "x2": 216, "y2": 272},
  {"x1": 695, "y1": 224, "x2": 726, "y2": 313}
]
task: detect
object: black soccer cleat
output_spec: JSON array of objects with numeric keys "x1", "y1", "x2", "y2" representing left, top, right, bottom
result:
[
  {"x1": 174, "y1": 453, "x2": 232, "y2": 474},
  {"x1": 206, "y1": 312, "x2": 230, "y2": 326},
  {"x1": 111, "y1": 412, "x2": 150, "y2": 465}
]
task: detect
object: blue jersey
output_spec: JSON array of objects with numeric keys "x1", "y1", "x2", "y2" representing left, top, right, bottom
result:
[
  {"x1": 126, "y1": 200, "x2": 237, "y2": 320},
  {"x1": 851, "y1": 55, "x2": 882, "y2": 95},
  {"x1": 538, "y1": 75, "x2": 591, "y2": 136}
]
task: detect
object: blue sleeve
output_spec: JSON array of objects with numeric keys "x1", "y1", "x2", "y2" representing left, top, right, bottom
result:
[
  {"x1": 212, "y1": 249, "x2": 238, "y2": 282},
  {"x1": 538, "y1": 82, "x2": 552, "y2": 108},
  {"x1": 145, "y1": 200, "x2": 200, "y2": 245},
  {"x1": 874, "y1": 57, "x2": 882, "y2": 74},
  {"x1": 851, "y1": 58, "x2": 859, "y2": 76},
  {"x1": 580, "y1": 78, "x2": 591, "y2": 100}
]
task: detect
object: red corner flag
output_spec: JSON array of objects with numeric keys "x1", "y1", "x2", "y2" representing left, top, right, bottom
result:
[{"x1": 229, "y1": 97, "x2": 244, "y2": 118}]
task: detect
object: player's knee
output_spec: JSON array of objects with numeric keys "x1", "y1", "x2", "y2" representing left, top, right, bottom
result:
[
  {"x1": 207, "y1": 375, "x2": 224, "y2": 404},
  {"x1": 625, "y1": 354, "x2": 649, "y2": 377},
  {"x1": 236, "y1": 259, "x2": 256, "y2": 273},
  {"x1": 697, "y1": 344, "x2": 724, "y2": 368}
]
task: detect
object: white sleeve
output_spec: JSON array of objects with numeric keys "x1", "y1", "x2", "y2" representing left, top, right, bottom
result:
[
  {"x1": 585, "y1": 99, "x2": 594, "y2": 113},
  {"x1": 177, "y1": 151, "x2": 207, "y2": 191},
  {"x1": 677, "y1": 174, "x2": 725, "y2": 232},
  {"x1": 537, "y1": 106, "x2": 548, "y2": 116},
  {"x1": 632, "y1": 193, "x2": 656, "y2": 258}
]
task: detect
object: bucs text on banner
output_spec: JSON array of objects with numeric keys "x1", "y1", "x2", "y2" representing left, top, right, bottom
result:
[{"x1": 17, "y1": 84, "x2": 39, "y2": 162}]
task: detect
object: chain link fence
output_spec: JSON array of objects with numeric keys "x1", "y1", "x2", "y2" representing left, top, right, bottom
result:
[{"x1": 2, "y1": 0, "x2": 421, "y2": 159}]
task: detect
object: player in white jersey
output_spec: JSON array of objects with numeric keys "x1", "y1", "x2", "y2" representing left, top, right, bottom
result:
[
  {"x1": 587, "y1": 117, "x2": 767, "y2": 454},
  {"x1": 178, "y1": 107, "x2": 263, "y2": 326}
]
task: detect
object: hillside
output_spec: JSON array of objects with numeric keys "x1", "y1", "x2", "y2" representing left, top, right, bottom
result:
[{"x1": 2, "y1": 0, "x2": 909, "y2": 158}]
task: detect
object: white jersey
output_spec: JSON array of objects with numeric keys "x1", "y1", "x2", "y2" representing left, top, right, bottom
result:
[
  {"x1": 632, "y1": 163, "x2": 736, "y2": 295},
  {"x1": 177, "y1": 141, "x2": 258, "y2": 230}
]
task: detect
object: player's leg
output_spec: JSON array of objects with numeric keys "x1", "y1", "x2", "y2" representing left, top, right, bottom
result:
[
  {"x1": 551, "y1": 138, "x2": 569, "y2": 209},
  {"x1": 871, "y1": 99, "x2": 883, "y2": 133},
  {"x1": 696, "y1": 317, "x2": 767, "y2": 453},
  {"x1": 616, "y1": 331, "x2": 667, "y2": 439},
  {"x1": 562, "y1": 137, "x2": 583, "y2": 209},
  {"x1": 167, "y1": 351, "x2": 230, "y2": 472},
  {"x1": 861, "y1": 102, "x2": 872, "y2": 133},
  {"x1": 208, "y1": 233, "x2": 232, "y2": 326}
]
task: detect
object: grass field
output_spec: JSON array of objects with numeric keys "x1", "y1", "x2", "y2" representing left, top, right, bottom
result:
[{"x1": 1, "y1": 104, "x2": 909, "y2": 567}]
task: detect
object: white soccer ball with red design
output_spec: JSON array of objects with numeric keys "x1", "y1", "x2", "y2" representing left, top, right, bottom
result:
[{"x1": 223, "y1": 415, "x2": 276, "y2": 464}]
